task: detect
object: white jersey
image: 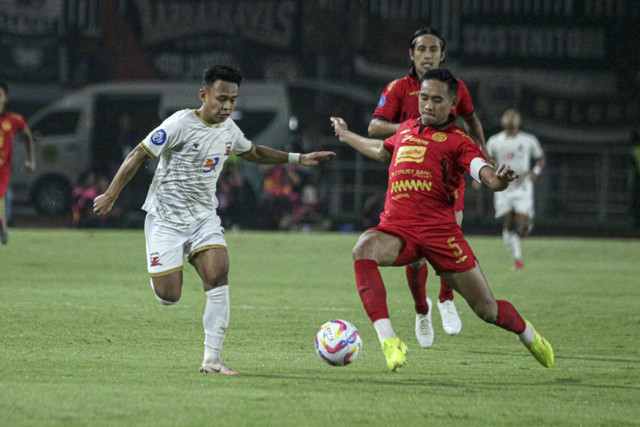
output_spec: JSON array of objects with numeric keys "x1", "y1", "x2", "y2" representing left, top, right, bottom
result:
[
  {"x1": 140, "y1": 109, "x2": 252, "y2": 225},
  {"x1": 487, "y1": 130, "x2": 543, "y2": 192}
]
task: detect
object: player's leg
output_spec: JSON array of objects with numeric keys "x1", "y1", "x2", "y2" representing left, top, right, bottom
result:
[
  {"x1": 436, "y1": 210, "x2": 465, "y2": 336},
  {"x1": 501, "y1": 211, "x2": 523, "y2": 270},
  {"x1": 442, "y1": 265, "x2": 553, "y2": 367},
  {"x1": 405, "y1": 258, "x2": 434, "y2": 348},
  {"x1": 191, "y1": 247, "x2": 237, "y2": 374},
  {"x1": 353, "y1": 229, "x2": 408, "y2": 371},
  {"x1": 145, "y1": 213, "x2": 186, "y2": 304}
]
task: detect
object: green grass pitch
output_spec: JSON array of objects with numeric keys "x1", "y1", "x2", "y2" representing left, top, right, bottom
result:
[{"x1": 1, "y1": 229, "x2": 639, "y2": 426}]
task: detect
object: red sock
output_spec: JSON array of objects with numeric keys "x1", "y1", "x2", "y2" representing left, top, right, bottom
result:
[
  {"x1": 438, "y1": 278, "x2": 454, "y2": 302},
  {"x1": 405, "y1": 264, "x2": 429, "y2": 314},
  {"x1": 354, "y1": 259, "x2": 389, "y2": 323},
  {"x1": 494, "y1": 299, "x2": 526, "y2": 334}
]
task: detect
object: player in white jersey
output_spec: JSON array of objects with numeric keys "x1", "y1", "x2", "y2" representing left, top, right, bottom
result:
[
  {"x1": 487, "y1": 107, "x2": 545, "y2": 270},
  {"x1": 94, "y1": 65, "x2": 335, "y2": 374}
]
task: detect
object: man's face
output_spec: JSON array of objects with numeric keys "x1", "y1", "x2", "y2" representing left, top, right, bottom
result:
[
  {"x1": 418, "y1": 79, "x2": 457, "y2": 126},
  {"x1": 409, "y1": 35, "x2": 445, "y2": 77},
  {"x1": 199, "y1": 80, "x2": 239, "y2": 124},
  {"x1": 501, "y1": 108, "x2": 522, "y2": 131}
]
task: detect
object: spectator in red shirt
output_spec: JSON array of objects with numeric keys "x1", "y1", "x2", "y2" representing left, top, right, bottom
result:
[{"x1": 331, "y1": 69, "x2": 553, "y2": 372}]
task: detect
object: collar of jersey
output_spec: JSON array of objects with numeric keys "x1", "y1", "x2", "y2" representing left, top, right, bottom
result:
[
  {"x1": 192, "y1": 109, "x2": 223, "y2": 128},
  {"x1": 414, "y1": 114, "x2": 456, "y2": 133}
]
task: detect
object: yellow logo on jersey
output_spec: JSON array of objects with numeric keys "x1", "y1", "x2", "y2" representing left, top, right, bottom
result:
[
  {"x1": 390, "y1": 179, "x2": 432, "y2": 193},
  {"x1": 2, "y1": 121, "x2": 11, "y2": 131},
  {"x1": 395, "y1": 145, "x2": 426, "y2": 165},
  {"x1": 385, "y1": 79, "x2": 400, "y2": 92},
  {"x1": 432, "y1": 132, "x2": 447, "y2": 142}
]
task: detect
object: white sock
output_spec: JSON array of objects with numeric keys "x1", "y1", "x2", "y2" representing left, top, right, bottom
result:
[
  {"x1": 518, "y1": 323, "x2": 535, "y2": 345},
  {"x1": 202, "y1": 285, "x2": 230, "y2": 363},
  {"x1": 373, "y1": 318, "x2": 396, "y2": 344},
  {"x1": 502, "y1": 230, "x2": 522, "y2": 261}
]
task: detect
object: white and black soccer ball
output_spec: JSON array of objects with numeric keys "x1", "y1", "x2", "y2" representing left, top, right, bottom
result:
[{"x1": 315, "y1": 319, "x2": 362, "y2": 366}]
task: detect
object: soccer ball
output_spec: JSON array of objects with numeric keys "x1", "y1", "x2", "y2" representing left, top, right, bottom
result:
[{"x1": 315, "y1": 319, "x2": 362, "y2": 366}]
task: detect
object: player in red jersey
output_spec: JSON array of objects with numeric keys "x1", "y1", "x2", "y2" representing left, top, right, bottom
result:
[
  {"x1": 332, "y1": 69, "x2": 553, "y2": 371},
  {"x1": 0, "y1": 82, "x2": 36, "y2": 245},
  {"x1": 368, "y1": 28, "x2": 490, "y2": 347}
]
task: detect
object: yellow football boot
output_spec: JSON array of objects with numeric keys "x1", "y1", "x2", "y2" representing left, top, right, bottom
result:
[
  {"x1": 381, "y1": 337, "x2": 408, "y2": 371},
  {"x1": 524, "y1": 320, "x2": 554, "y2": 367}
]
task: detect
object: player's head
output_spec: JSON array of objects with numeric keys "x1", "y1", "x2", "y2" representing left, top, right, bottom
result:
[
  {"x1": 202, "y1": 65, "x2": 243, "y2": 88},
  {"x1": 418, "y1": 69, "x2": 459, "y2": 125},
  {"x1": 409, "y1": 27, "x2": 446, "y2": 77},
  {"x1": 199, "y1": 65, "x2": 243, "y2": 124},
  {"x1": 500, "y1": 107, "x2": 522, "y2": 132}
]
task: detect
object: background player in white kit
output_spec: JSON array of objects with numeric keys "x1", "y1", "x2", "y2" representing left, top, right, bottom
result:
[
  {"x1": 487, "y1": 107, "x2": 545, "y2": 270},
  {"x1": 94, "y1": 65, "x2": 335, "y2": 374}
]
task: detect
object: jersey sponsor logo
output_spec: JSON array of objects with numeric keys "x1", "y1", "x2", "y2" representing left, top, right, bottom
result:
[
  {"x1": 150, "y1": 129, "x2": 167, "y2": 146},
  {"x1": 377, "y1": 95, "x2": 386, "y2": 108},
  {"x1": 401, "y1": 134, "x2": 429, "y2": 146},
  {"x1": 431, "y1": 132, "x2": 447, "y2": 142},
  {"x1": 150, "y1": 252, "x2": 162, "y2": 267},
  {"x1": 203, "y1": 157, "x2": 220, "y2": 173},
  {"x1": 390, "y1": 179, "x2": 432, "y2": 193},
  {"x1": 394, "y1": 145, "x2": 426, "y2": 165}
]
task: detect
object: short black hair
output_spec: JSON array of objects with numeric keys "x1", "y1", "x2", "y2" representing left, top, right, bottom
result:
[
  {"x1": 202, "y1": 65, "x2": 243, "y2": 88},
  {"x1": 420, "y1": 69, "x2": 458, "y2": 99},
  {"x1": 410, "y1": 27, "x2": 446, "y2": 51},
  {"x1": 0, "y1": 82, "x2": 8, "y2": 94}
]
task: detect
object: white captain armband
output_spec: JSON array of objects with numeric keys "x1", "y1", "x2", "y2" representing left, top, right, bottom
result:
[
  {"x1": 288, "y1": 153, "x2": 301, "y2": 164},
  {"x1": 470, "y1": 157, "x2": 492, "y2": 183},
  {"x1": 532, "y1": 165, "x2": 542, "y2": 176}
]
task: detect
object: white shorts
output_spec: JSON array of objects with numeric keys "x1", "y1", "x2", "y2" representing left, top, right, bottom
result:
[
  {"x1": 494, "y1": 188, "x2": 534, "y2": 219},
  {"x1": 144, "y1": 213, "x2": 227, "y2": 277}
]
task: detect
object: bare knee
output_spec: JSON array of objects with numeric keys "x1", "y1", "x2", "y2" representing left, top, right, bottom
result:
[
  {"x1": 151, "y1": 278, "x2": 182, "y2": 305},
  {"x1": 472, "y1": 298, "x2": 498, "y2": 323},
  {"x1": 203, "y1": 272, "x2": 228, "y2": 291}
]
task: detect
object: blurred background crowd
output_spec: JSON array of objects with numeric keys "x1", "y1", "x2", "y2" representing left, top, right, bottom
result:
[{"x1": 2, "y1": 0, "x2": 639, "y2": 235}]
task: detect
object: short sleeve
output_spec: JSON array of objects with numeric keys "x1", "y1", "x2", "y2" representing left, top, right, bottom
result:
[
  {"x1": 530, "y1": 135, "x2": 544, "y2": 159},
  {"x1": 454, "y1": 79, "x2": 475, "y2": 117},
  {"x1": 228, "y1": 120, "x2": 253, "y2": 155},
  {"x1": 10, "y1": 113, "x2": 26, "y2": 131},
  {"x1": 373, "y1": 79, "x2": 403, "y2": 123},
  {"x1": 140, "y1": 113, "x2": 183, "y2": 159}
]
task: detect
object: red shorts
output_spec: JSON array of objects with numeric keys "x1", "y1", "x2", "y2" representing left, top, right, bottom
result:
[
  {"x1": 453, "y1": 181, "x2": 465, "y2": 212},
  {"x1": 0, "y1": 164, "x2": 10, "y2": 197},
  {"x1": 373, "y1": 222, "x2": 477, "y2": 275}
]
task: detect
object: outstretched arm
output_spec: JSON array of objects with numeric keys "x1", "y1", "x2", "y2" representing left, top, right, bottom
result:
[
  {"x1": 331, "y1": 117, "x2": 391, "y2": 163},
  {"x1": 368, "y1": 117, "x2": 400, "y2": 139},
  {"x1": 239, "y1": 144, "x2": 335, "y2": 166},
  {"x1": 94, "y1": 144, "x2": 150, "y2": 215},
  {"x1": 479, "y1": 163, "x2": 519, "y2": 192}
]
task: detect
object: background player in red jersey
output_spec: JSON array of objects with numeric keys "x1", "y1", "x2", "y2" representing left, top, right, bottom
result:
[
  {"x1": 331, "y1": 69, "x2": 553, "y2": 372},
  {"x1": 0, "y1": 82, "x2": 36, "y2": 245},
  {"x1": 367, "y1": 27, "x2": 489, "y2": 347}
]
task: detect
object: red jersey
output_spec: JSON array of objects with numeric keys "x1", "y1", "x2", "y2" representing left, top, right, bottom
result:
[
  {"x1": 0, "y1": 111, "x2": 27, "y2": 196},
  {"x1": 373, "y1": 69, "x2": 475, "y2": 123},
  {"x1": 379, "y1": 117, "x2": 484, "y2": 228}
]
